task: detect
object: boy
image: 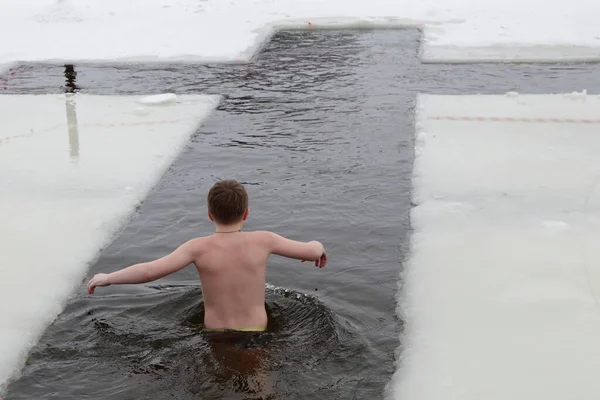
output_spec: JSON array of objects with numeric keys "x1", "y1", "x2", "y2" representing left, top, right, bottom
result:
[{"x1": 87, "y1": 179, "x2": 327, "y2": 332}]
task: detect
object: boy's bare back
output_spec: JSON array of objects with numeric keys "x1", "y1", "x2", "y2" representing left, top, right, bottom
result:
[
  {"x1": 194, "y1": 232, "x2": 271, "y2": 330},
  {"x1": 87, "y1": 180, "x2": 327, "y2": 331},
  {"x1": 183, "y1": 230, "x2": 324, "y2": 330}
]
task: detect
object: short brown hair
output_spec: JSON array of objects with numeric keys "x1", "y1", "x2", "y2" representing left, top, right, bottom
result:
[{"x1": 207, "y1": 180, "x2": 248, "y2": 224}]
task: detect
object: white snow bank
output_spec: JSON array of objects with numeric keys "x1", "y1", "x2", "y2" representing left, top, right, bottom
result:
[
  {"x1": 391, "y1": 93, "x2": 600, "y2": 399},
  {"x1": 1, "y1": 0, "x2": 600, "y2": 67},
  {"x1": 0, "y1": 94, "x2": 220, "y2": 389}
]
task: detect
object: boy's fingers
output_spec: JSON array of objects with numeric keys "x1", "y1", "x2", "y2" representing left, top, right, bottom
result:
[{"x1": 88, "y1": 277, "x2": 97, "y2": 294}]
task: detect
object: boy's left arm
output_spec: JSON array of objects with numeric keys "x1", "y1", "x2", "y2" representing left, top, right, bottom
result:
[{"x1": 87, "y1": 239, "x2": 200, "y2": 294}]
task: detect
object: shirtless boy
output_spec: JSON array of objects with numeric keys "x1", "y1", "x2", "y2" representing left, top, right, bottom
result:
[{"x1": 87, "y1": 179, "x2": 327, "y2": 332}]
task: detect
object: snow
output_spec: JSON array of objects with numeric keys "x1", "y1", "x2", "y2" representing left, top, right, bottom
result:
[
  {"x1": 1, "y1": 0, "x2": 600, "y2": 72},
  {"x1": 0, "y1": 94, "x2": 220, "y2": 388},
  {"x1": 392, "y1": 93, "x2": 600, "y2": 400}
]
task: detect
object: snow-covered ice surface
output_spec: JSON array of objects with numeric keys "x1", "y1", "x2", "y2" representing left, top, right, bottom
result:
[
  {"x1": 392, "y1": 93, "x2": 600, "y2": 399},
  {"x1": 0, "y1": 94, "x2": 220, "y2": 388},
  {"x1": 1, "y1": 0, "x2": 600, "y2": 70}
]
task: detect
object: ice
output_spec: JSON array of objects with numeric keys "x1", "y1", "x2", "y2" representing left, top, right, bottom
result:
[
  {"x1": 1, "y1": 0, "x2": 600, "y2": 67},
  {"x1": 139, "y1": 93, "x2": 178, "y2": 105},
  {"x1": 0, "y1": 94, "x2": 220, "y2": 389},
  {"x1": 391, "y1": 94, "x2": 600, "y2": 399},
  {"x1": 542, "y1": 220, "x2": 573, "y2": 233}
]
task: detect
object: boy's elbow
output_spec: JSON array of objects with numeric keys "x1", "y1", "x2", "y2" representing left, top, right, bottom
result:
[
  {"x1": 143, "y1": 270, "x2": 154, "y2": 283},
  {"x1": 143, "y1": 266, "x2": 159, "y2": 283}
]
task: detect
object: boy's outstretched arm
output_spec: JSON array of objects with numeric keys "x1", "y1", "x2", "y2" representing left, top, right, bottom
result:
[
  {"x1": 87, "y1": 239, "x2": 200, "y2": 294},
  {"x1": 267, "y1": 232, "x2": 327, "y2": 268}
]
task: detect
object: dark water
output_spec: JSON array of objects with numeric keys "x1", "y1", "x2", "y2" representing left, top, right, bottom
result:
[{"x1": 3, "y1": 29, "x2": 600, "y2": 400}]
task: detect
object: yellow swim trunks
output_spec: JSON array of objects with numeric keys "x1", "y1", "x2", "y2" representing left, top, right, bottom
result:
[
  {"x1": 203, "y1": 326, "x2": 269, "y2": 349},
  {"x1": 204, "y1": 326, "x2": 266, "y2": 333}
]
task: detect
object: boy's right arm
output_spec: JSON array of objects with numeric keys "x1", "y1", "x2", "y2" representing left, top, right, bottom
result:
[
  {"x1": 266, "y1": 232, "x2": 327, "y2": 268},
  {"x1": 87, "y1": 238, "x2": 200, "y2": 294}
]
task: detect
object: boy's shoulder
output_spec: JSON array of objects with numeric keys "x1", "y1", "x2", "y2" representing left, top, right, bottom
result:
[
  {"x1": 186, "y1": 231, "x2": 277, "y2": 256},
  {"x1": 245, "y1": 230, "x2": 274, "y2": 236},
  {"x1": 247, "y1": 230, "x2": 282, "y2": 240},
  {"x1": 190, "y1": 230, "x2": 276, "y2": 242},
  {"x1": 243, "y1": 230, "x2": 276, "y2": 243}
]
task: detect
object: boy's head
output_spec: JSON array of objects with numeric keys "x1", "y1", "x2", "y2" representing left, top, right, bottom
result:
[{"x1": 207, "y1": 180, "x2": 249, "y2": 225}]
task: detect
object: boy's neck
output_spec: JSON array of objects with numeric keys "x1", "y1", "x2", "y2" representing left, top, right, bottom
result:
[{"x1": 214, "y1": 221, "x2": 244, "y2": 233}]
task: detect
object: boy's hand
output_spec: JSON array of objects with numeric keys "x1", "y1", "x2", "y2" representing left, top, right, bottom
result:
[
  {"x1": 316, "y1": 251, "x2": 327, "y2": 268},
  {"x1": 87, "y1": 273, "x2": 111, "y2": 294},
  {"x1": 302, "y1": 250, "x2": 327, "y2": 268}
]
